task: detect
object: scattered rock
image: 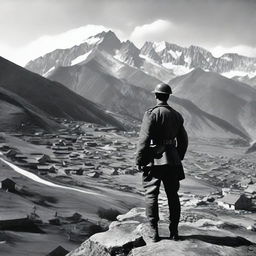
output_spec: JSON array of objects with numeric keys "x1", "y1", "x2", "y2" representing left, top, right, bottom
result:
[
  {"x1": 247, "y1": 224, "x2": 256, "y2": 232},
  {"x1": 203, "y1": 196, "x2": 215, "y2": 203},
  {"x1": 87, "y1": 172, "x2": 101, "y2": 178}
]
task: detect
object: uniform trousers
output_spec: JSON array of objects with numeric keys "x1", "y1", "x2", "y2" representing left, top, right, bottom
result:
[{"x1": 142, "y1": 164, "x2": 180, "y2": 234}]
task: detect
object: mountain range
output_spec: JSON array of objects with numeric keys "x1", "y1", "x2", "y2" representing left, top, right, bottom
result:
[
  {"x1": 26, "y1": 30, "x2": 256, "y2": 86},
  {"x1": 0, "y1": 56, "x2": 125, "y2": 131},
  {"x1": 9, "y1": 30, "x2": 253, "y2": 141}
]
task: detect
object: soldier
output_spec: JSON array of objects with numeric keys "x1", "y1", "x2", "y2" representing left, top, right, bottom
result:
[{"x1": 136, "y1": 83, "x2": 188, "y2": 242}]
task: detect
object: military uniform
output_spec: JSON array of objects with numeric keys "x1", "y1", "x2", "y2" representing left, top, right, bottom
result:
[{"x1": 136, "y1": 102, "x2": 188, "y2": 238}]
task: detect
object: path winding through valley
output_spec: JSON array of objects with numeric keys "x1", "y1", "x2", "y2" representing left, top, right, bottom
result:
[{"x1": 0, "y1": 156, "x2": 103, "y2": 197}]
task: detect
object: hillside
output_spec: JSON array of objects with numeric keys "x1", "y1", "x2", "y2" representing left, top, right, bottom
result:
[
  {"x1": 0, "y1": 87, "x2": 60, "y2": 132},
  {"x1": 0, "y1": 56, "x2": 125, "y2": 130},
  {"x1": 170, "y1": 68, "x2": 256, "y2": 140}
]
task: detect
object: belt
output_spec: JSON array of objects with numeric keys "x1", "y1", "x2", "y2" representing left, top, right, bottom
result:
[{"x1": 151, "y1": 139, "x2": 176, "y2": 145}]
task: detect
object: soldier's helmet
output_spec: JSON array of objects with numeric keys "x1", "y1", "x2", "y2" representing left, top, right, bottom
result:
[{"x1": 152, "y1": 83, "x2": 172, "y2": 94}]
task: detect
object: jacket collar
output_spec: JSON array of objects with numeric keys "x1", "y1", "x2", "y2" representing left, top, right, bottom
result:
[{"x1": 156, "y1": 102, "x2": 170, "y2": 107}]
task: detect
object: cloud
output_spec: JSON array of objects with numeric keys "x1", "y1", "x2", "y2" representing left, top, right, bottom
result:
[
  {"x1": 211, "y1": 45, "x2": 256, "y2": 58},
  {"x1": 130, "y1": 20, "x2": 174, "y2": 47},
  {"x1": 0, "y1": 24, "x2": 118, "y2": 66}
]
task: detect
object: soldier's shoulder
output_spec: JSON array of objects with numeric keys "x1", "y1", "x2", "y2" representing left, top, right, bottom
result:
[
  {"x1": 143, "y1": 106, "x2": 158, "y2": 119},
  {"x1": 145, "y1": 106, "x2": 158, "y2": 114},
  {"x1": 176, "y1": 110, "x2": 184, "y2": 123}
]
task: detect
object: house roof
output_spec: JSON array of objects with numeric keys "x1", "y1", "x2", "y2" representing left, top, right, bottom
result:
[
  {"x1": 47, "y1": 246, "x2": 69, "y2": 256},
  {"x1": 220, "y1": 193, "x2": 241, "y2": 205},
  {"x1": 1, "y1": 178, "x2": 16, "y2": 185},
  {"x1": 24, "y1": 159, "x2": 39, "y2": 164},
  {"x1": 245, "y1": 184, "x2": 256, "y2": 194},
  {"x1": 37, "y1": 165, "x2": 55, "y2": 170},
  {"x1": 36, "y1": 154, "x2": 50, "y2": 159},
  {"x1": 5, "y1": 149, "x2": 18, "y2": 156},
  {"x1": 15, "y1": 154, "x2": 28, "y2": 158}
]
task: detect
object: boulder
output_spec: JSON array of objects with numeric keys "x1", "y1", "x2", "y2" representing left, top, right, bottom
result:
[{"x1": 67, "y1": 221, "x2": 145, "y2": 256}]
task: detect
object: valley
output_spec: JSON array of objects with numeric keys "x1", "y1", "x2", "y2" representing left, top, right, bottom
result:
[{"x1": 0, "y1": 119, "x2": 255, "y2": 255}]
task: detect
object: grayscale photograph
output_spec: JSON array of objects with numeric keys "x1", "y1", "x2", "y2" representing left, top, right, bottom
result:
[{"x1": 0, "y1": 0, "x2": 255, "y2": 255}]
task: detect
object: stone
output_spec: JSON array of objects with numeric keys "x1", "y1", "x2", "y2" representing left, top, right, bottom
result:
[
  {"x1": 67, "y1": 222, "x2": 145, "y2": 256},
  {"x1": 117, "y1": 208, "x2": 147, "y2": 223},
  {"x1": 109, "y1": 220, "x2": 140, "y2": 230}
]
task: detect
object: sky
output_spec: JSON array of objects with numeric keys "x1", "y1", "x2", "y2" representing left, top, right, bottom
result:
[{"x1": 0, "y1": 0, "x2": 256, "y2": 66}]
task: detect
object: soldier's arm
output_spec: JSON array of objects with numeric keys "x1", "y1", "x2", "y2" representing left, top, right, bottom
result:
[
  {"x1": 176, "y1": 122, "x2": 188, "y2": 161},
  {"x1": 135, "y1": 111, "x2": 155, "y2": 166}
]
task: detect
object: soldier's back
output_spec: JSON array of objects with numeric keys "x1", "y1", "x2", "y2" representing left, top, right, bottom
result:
[{"x1": 150, "y1": 104, "x2": 183, "y2": 141}]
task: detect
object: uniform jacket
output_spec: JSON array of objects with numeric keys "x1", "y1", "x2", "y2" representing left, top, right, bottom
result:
[{"x1": 136, "y1": 102, "x2": 188, "y2": 180}]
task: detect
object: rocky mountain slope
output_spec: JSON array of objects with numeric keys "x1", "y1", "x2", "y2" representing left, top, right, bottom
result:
[
  {"x1": 170, "y1": 68, "x2": 256, "y2": 140},
  {"x1": 0, "y1": 56, "x2": 125, "y2": 131},
  {"x1": 26, "y1": 30, "x2": 256, "y2": 82}
]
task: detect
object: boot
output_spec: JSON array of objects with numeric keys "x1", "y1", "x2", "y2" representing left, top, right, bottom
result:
[
  {"x1": 140, "y1": 222, "x2": 160, "y2": 244},
  {"x1": 149, "y1": 222, "x2": 160, "y2": 242},
  {"x1": 169, "y1": 224, "x2": 179, "y2": 241},
  {"x1": 170, "y1": 232, "x2": 179, "y2": 241}
]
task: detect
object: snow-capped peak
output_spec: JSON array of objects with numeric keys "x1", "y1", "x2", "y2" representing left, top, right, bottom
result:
[
  {"x1": 71, "y1": 50, "x2": 93, "y2": 65},
  {"x1": 114, "y1": 40, "x2": 142, "y2": 67},
  {"x1": 84, "y1": 36, "x2": 103, "y2": 45},
  {"x1": 153, "y1": 41, "x2": 167, "y2": 52}
]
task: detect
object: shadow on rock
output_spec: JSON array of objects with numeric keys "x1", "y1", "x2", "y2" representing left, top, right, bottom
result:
[{"x1": 178, "y1": 234, "x2": 253, "y2": 247}]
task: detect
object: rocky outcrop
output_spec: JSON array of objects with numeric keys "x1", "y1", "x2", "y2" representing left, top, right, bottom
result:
[
  {"x1": 67, "y1": 207, "x2": 256, "y2": 256},
  {"x1": 66, "y1": 220, "x2": 145, "y2": 256}
]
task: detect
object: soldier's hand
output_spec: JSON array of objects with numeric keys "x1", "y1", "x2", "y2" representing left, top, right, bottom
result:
[{"x1": 137, "y1": 165, "x2": 144, "y2": 172}]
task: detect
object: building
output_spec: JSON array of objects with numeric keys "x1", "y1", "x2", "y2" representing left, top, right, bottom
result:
[
  {"x1": 5, "y1": 149, "x2": 18, "y2": 157},
  {"x1": 14, "y1": 154, "x2": 28, "y2": 161},
  {"x1": 1, "y1": 178, "x2": 16, "y2": 192},
  {"x1": 58, "y1": 135, "x2": 77, "y2": 142},
  {"x1": 75, "y1": 169, "x2": 84, "y2": 175},
  {"x1": 245, "y1": 184, "x2": 256, "y2": 198},
  {"x1": 23, "y1": 158, "x2": 40, "y2": 168},
  {"x1": 0, "y1": 144, "x2": 11, "y2": 151},
  {"x1": 218, "y1": 193, "x2": 252, "y2": 210},
  {"x1": 87, "y1": 171, "x2": 101, "y2": 178},
  {"x1": 46, "y1": 246, "x2": 69, "y2": 256},
  {"x1": 35, "y1": 154, "x2": 51, "y2": 164},
  {"x1": 240, "y1": 178, "x2": 253, "y2": 188},
  {"x1": 37, "y1": 165, "x2": 56, "y2": 174}
]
